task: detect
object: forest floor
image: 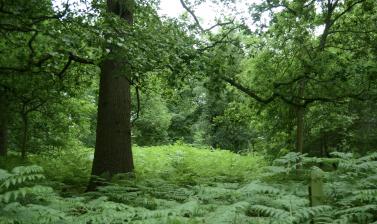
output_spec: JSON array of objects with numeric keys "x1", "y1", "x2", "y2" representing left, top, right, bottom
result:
[{"x1": 1, "y1": 145, "x2": 376, "y2": 223}]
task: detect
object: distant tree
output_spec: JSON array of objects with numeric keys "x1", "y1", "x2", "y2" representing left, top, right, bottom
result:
[
  {"x1": 221, "y1": 0, "x2": 377, "y2": 153},
  {"x1": 0, "y1": 0, "x2": 96, "y2": 157}
]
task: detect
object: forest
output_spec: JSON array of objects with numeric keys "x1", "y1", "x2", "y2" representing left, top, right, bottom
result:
[{"x1": 0, "y1": 0, "x2": 376, "y2": 223}]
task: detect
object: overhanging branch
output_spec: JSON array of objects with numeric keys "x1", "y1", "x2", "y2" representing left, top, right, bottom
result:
[{"x1": 222, "y1": 75, "x2": 370, "y2": 108}]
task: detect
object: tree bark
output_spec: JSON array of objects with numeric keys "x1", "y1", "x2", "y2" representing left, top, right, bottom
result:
[
  {"x1": 0, "y1": 124, "x2": 6, "y2": 157},
  {"x1": 0, "y1": 96, "x2": 8, "y2": 157},
  {"x1": 0, "y1": 114, "x2": 7, "y2": 157},
  {"x1": 21, "y1": 113, "x2": 29, "y2": 159},
  {"x1": 321, "y1": 132, "x2": 328, "y2": 157},
  {"x1": 296, "y1": 106, "x2": 305, "y2": 154},
  {"x1": 88, "y1": 0, "x2": 134, "y2": 191},
  {"x1": 295, "y1": 79, "x2": 306, "y2": 154}
]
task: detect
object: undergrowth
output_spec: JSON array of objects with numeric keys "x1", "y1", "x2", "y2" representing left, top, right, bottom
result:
[{"x1": 0, "y1": 145, "x2": 376, "y2": 223}]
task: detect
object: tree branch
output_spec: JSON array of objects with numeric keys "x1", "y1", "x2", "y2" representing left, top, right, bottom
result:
[
  {"x1": 179, "y1": 0, "x2": 235, "y2": 33},
  {"x1": 197, "y1": 25, "x2": 241, "y2": 52},
  {"x1": 57, "y1": 52, "x2": 95, "y2": 78},
  {"x1": 319, "y1": 0, "x2": 365, "y2": 50},
  {"x1": 222, "y1": 75, "x2": 370, "y2": 108},
  {"x1": 179, "y1": 0, "x2": 204, "y2": 32},
  {"x1": 221, "y1": 77, "x2": 275, "y2": 104},
  {"x1": 331, "y1": 0, "x2": 365, "y2": 25}
]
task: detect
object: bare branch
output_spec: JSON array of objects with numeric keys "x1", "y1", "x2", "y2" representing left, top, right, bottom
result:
[
  {"x1": 179, "y1": 0, "x2": 205, "y2": 32},
  {"x1": 203, "y1": 19, "x2": 235, "y2": 33},
  {"x1": 179, "y1": 0, "x2": 235, "y2": 33}
]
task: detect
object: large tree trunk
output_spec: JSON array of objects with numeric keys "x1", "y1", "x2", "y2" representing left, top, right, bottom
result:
[{"x1": 88, "y1": 0, "x2": 134, "y2": 191}]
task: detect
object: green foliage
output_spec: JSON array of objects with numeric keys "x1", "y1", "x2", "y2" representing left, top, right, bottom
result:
[
  {"x1": 0, "y1": 165, "x2": 49, "y2": 202},
  {"x1": 132, "y1": 77, "x2": 173, "y2": 146},
  {"x1": 0, "y1": 0, "x2": 377, "y2": 223},
  {"x1": 30, "y1": 147, "x2": 93, "y2": 192},
  {"x1": 248, "y1": 152, "x2": 377, "y2": 224},
  {"x1": 0, "y1": 165, "x2": 55, "y2": 223},
  {"x1": 133, "y1": 144, "x2": 265, "y2": 184},
  {"x1": 1, "y1": 146, "x2": 377, "y2": 223},
  {"x1": 0, "y1": 146, "x2": 266, "y2": 224}
]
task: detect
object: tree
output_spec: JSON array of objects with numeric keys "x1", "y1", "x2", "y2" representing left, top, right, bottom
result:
[
  {"x1": 88, "y1": 0, "x2": 135, "y2": 189},
  {"x1": 0, "y1": 0, "x2": 97, "y2": 157},
  {"x1": 220, "y1": 0, "x2": 377, "y2": 153},
  {"x1": 85, "y1": 0, "x2": 202, "y2": 189}
]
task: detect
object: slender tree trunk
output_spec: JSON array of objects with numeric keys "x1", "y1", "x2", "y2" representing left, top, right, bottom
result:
[
  {"x1": 0, "y1": 115, "x2": 7, "y2": 157},
  {"x1": 295, "y1": 79, "x2": 306, "y2": 154},
  {"x1": 287, "y1": 105, "x2": 296, "y2": 150},
  {"x1": 0, "y1": 125, "x2": 6, "y2": 157},
  {"x1": 321, "y1": 132, "x2": 328, "y2": 157},
  {"x1": 21, "y1": 113, "x2": 29, "y2": 159},
  {"x1": 296, "y1": 106, "x2": 304, "y2": 154},
  {"x1": 0, "y1": 96, "x2": 7, "y2": 157},
  {"x1": 88, "y1": 0, "x2": 134, "y2": 191}
]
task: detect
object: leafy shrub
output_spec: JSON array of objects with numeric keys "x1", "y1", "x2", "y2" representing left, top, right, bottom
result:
[
  {"x1": 30, "y1": 147, "x2": 92, "y2": 192},
  {"x1": 134, "y1": 143, "x2": 265, "y2": 184}
]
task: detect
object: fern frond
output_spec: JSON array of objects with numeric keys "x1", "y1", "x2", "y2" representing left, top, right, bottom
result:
[
  {"x1": 335, "y1": 204, "x2": 377, "y2": 223},
  {"x1": 0, "y1": 185, "x2": 53, "y2": 203},
  {"x1": 249, "y1": 204, "x2": 291, "y2": 219},
  {"x1": 352, "y1": 189, "x2": 377, "y2": 203},
  {"x1": 205, "y1": 201, "x2": 249, "y2": 224},
  {"x1": 239, "y1": 181, "x2": 282, "y2": 196},
  {"x1": 0, "y1": 166, "x2": 45, "y2": 191},
  {"x1": 295, "y1": 206, "x2": 332, "y2": 223}
]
